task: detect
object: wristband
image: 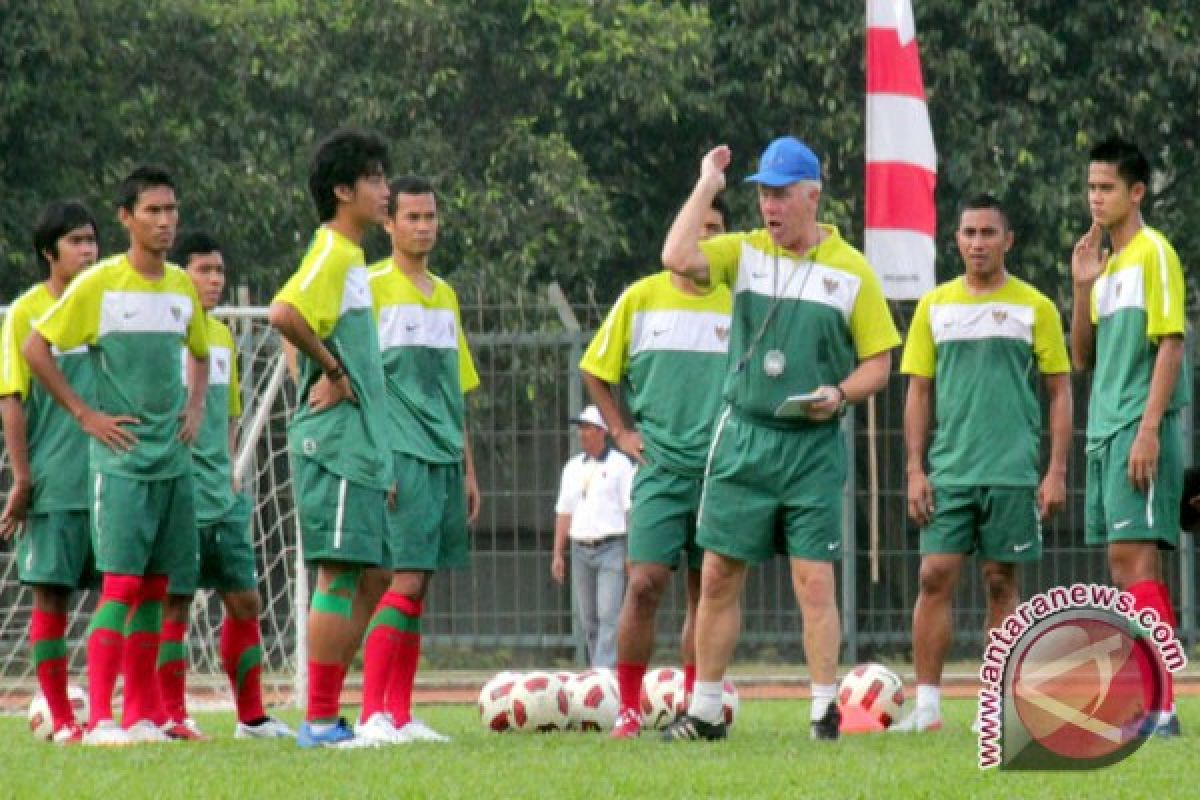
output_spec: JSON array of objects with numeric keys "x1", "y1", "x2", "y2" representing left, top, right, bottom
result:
[{"x1": 325, "y1": 363, "x2": 346, "y2": 382}]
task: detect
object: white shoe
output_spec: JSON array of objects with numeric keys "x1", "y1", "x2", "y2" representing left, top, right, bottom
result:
[
  {"x1": 82, "y1": 720, "x2": 134, "y2": 747},
  {"x1": 396, "y1": 717, "x2": 451, "y2": 743},
  {"x1": 890, "y1": 709, "x2": 943, "y2": 733},
  {"x1": 126, "y1": 718, "x2": 173, "y2": 743},
  {"x1": 235, "y1": 717, "x2": 295, "y2": 739},
  {"x1": 354, "y1": 712, "x2": 405, "y2": 746}
]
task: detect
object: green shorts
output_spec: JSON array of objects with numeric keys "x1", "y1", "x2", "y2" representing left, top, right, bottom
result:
[
  {"x1": 91, "y1": 471, "x2": 197, "y2": 586},
  {"x1": 293, "y1": 456, "x2": 386, "y2": 567},
  {"x1": 169, "y1": 494, "x2": 258, "y2": 594},
  {"x1": 628, "y1": 462, "x2": 703, "y2": 570},
  {"x1": 697, "y1": 408, "x2": 844, "y2": 564},
  {"x1": 920, "y1": 486, "x2": 1041, "y2": 563},
  {"x1": 385, "y1": 453, "x2": 469, "y2": 571},
  {"x1": 17, "y1": 510, "x2": 99, "y2": 589},
  {"x1": 1085, "y1": 415, "x2": 1183, "y2": 549}
]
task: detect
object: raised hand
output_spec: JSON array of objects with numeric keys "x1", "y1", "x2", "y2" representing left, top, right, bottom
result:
[
  {"x1": 1071, "y1": 222, "x2": 1109, "y2": 288},
  {"x1": 700, "y1": 145, "x2": 732, "y2": 192}
]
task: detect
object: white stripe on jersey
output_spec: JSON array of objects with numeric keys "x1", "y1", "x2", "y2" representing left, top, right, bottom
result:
[
  {"x1": 51, "y1": 344, "x2": 88, "y2": 357},
  {"x1": 182, "y1": 344, "x2": 232, "y2": 386},
  {"x1": 377, "y1": 305, "x2": 458, "y2": 350},
  {"x1": 298, "y1": 231, "x2": 337, "y2": 292},
  {"x1": 629, "y1": 309, "x2": 732, "y2": 357},
  {"x1": 339, "y1": 267, "x2": 373, "y2": 317},
  {"x1": 734, "y1": 244, "x2": 860, "y2": 319},
  {"x1": 929, "y1": 302, "x2": 1034, "y2": 346},
  {"x1": 1144, "y1": 229, "x2": 1172, "y2": 319},
  {"x1": 97, "y1": 291, "x2": 193, "y2": 337},
  {"x1": 1094, "y1": 266, "x2": 1146, "y2": 319}
]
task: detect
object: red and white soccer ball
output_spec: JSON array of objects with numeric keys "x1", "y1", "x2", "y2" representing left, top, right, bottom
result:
[
  {"x1": 478, "y1": 671, "x2": 520, "y2": 733},
  {"x1": 640, "y1": 666, "x2": 687, "y2": 730},
  {"x1": 838, "y1": 663, "x2": 905, "y2": 728},
  {"x1": 720, "y1": 679, "x2": 739, "y2": 727},
  {"x1": 28, "y1": 686, "x2": 87, "y2": 741},
  {"x1": 509, "y1": 671, "x2": 570, "y2": 732},
  {"x1": 568, "y1": 668, "x2": 619, "y2": 732}
]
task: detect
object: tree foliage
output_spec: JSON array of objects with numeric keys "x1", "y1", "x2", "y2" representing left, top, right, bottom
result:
[{"x1": 2, "y1": 1, "x2": 1197, "y2": 315}]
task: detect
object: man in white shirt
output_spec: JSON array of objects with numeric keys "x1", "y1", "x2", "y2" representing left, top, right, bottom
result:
[{"x1": 552, "y1": 405, "x2": 635, "y2": 667}]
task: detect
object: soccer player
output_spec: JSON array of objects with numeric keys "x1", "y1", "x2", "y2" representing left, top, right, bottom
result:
[
  {"x1": 898, "y1": 194, "x2": 1071, "y2": 732},
  {"x1": 579, "y1": 199, "x2": 733, "y2": 738},
  {"x1": 24, "y1": 166, "x2": 209, "y2": 746},
  {"x1": 268, "y1": 128, "x2": 393, "y2": 748},
  {"x1": 153, "y1": 231, "x2": 293, "y2": 740},
  {"x1": 0, "y1": 200, "x2": 100, "y2": 744},
  {"x1": 660, "y1": 137, "x2": 900, "y2": 741},
  {"x1": 355, "y1": 175, "x2": 481, "y2": 745},
  {"x1": 1070, "y1": 137, "x2": 1188, "y2": 737}
]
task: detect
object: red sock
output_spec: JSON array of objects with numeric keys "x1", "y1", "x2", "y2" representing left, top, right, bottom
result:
[
  {"x1": 220, "y1": 617, "x2": 266, "y2": 723},
  {"x1": 1128, "y1": 580, "x2": 1171, "y2": 713},
  {"x1": 384, "y1": 595, "x2": 422, "y2": 727},
  {"x1": 617, "y1": 662, "x2": 647, "y2": 713},
  {"x1": 683, "y1": 663, "x2": 697, "y2": 696},
  {"x1": 157, "y1": 620, "x2": 189, "y2": 723},
  {"x1": 360, "y1": 591, "x2": 412, "y2": 721},
  {"x1": 307, "y1": 661, "x2": 347, "y2": 722},
  {"x1": 1157, "y1": 582, "x2": 1177, "y2": 712},
  {"x1": 121, "y1": 574, "x2": 168, "y2": 727},
  {"x1": 86, "y1": 574, "x2": 141, "y2": 728},
  {"x1": 31, "y1": 609, "x2": 72, "y2": 728}
]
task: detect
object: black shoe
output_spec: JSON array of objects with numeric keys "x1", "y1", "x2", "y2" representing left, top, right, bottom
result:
[
  {"x1": 661, "y1": 713, "x2": 727, "y2": 742},
  {"x1": 1154, "y1": 714, "x2": 1182, "y2": 738},
  {"x1": 811, "y1": 704, "x2": 841, "y2": 741}
]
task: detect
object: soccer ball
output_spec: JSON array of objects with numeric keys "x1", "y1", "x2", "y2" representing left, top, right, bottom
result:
[
  {"x1": 640, "y1": 666, "x2": 687, "y2": 730},
  {"x1": 508, "y1": 671, "x2": 570, "y2": 732},
  {"x1": 838, "y1": 663, "x2": 905, "y2": 728},
  {"x1": 29, "y1": 686, "x2": 88, "y2": 741},
  {"x1": 478, "y1": 671, "x2": 520, "y2": 733},
  {"x1": 568, "y1": 668, "x2": 619, "y2": 732},
  {"x1": 720, "y1": 679, "x2": 739, "y2": 727}
]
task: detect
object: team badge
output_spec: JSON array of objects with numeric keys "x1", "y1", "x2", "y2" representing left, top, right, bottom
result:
[
  {"x1": 992, "y1": 310, "x2": 1007, "y2": 324},
  {"x1": 715, "y1": 325, "x2": 729, "y2": 342},
  {"x1": 171, "y1": 306, "x2": 182, "y2": 322},
  {"x1": 823, "y1": 277, "x2": 838, "y2": 294}
]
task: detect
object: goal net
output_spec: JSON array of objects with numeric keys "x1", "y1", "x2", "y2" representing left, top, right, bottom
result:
[{"x1": 0, "y1": 308, "x2": 305, "y2": 711}]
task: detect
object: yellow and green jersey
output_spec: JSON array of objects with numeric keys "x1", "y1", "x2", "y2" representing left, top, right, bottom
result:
[
  {"x1": 0, "y1": 283, "x2": 95, "y2": 511},
  {"x1": 273, "y1": 227, "x2": 391, "y2": 489},
  {"x1": 699, "y1": 225, "x2": 900, "y2": 425},
  {"x1": 368, "y1": 261, "x2": 479, "y2": 465},
  {"x1": 33, "y1": 255, "x2": 208, "y2": 480},
  {"x1": 185, "y1": 315, "x2": 241, "y2": 523},
  {"x1": 1087, "y1": 226, "x2": 1189, "y2": 445},
  {"x1": 580, "y1": 271, "x2": 732, "y2": 475},
  {"x1": 901, "y1": 276, "x2": 1070, "y2": 486}
]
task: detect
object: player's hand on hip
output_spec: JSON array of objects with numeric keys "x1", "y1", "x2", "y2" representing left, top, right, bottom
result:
[
  {"x1": 700, "y1": 146, "x2": 731, "y2": 192},
  {"x1": 1071, "y1": 223, "x2": 1109, "y2": 288},
  {"x1": 614, "y1": 429, "x2": 646, "y2": 464},
  {"x1": 308, "y1": 374, "x2": 357, "y2": 411},
  {"x1": 177, "y1": 405, "x2": 203, "y2": 444},
  {"x1": 0, "y1": 482, "x2": 32, "y2": 539},
  {"x1": 551, "y1": 553, "x2": 566, "y2": 585},
  {"x1": 80, "y1": 409, "x2": 139, "y2": 453},
  {"x1": 804, "y1": 386, "x2": 842, "y2": 422},
  {"x1": 1037, "y1": 471, "x2": 1067, "y2": 519},
  {"x1": 906, "y1": 470, "x2": 934, "y2": 527},
  {"x1": 1128, "y1": 428, "x2": 1159, "y2": 493}
]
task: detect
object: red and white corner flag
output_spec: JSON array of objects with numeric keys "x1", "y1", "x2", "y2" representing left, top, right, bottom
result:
[{"x1": 865, "y1": 0, "x2": 937, "y2": 300}]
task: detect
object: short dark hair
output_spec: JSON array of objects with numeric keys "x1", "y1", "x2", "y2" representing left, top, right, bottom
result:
[
  {"x1": 116, "y1": 164, "x2": 175, "y2": 212},
  {"x1": 1089, "y1": 136, "x2": 1150, "y2": 188},
  {"x1": 170, "y1": 229, "x2": 222, "y2": 267},
  {"x1": 308, "y1": 128, "x2": 391, "y2": 222},
  {"x1": 386, "y1": 175, "x2": 435, "y2": 216},
  {"x1": 958, "y1": 193, "x2": 1010, "y2": 230},
  {"x1": 32, "y1": 200, "x2": 97, "y2": 269}
]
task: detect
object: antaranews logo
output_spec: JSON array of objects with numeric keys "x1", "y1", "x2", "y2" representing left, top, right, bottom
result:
[{"x1": 977, "y1": 582, "x2": 1185, "y2": 770}]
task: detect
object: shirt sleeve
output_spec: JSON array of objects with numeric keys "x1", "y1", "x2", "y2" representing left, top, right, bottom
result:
[
  {"x1": 272, "y1": 238, "x2": 346, "y2": 341},
  {"x1": 34, "y1": 273, "x2": 102, "y2": 353},
  {"x1": 555, "y1": 460, "x2": 581, "y2": 514},
  {"x1": 849, "y1": 267, "x2": 902, "y2": 360},
  {"x1": 579, "y1": 287, "x2": 633, "y2": 384},
  {"x1": 453, "y1": 297, "x2": 481, "y2": 394},
  {"x1": 184, "y1": 287, "x2": 210, "y2": 360},
  {"x1": 698, "y1": 232, "x2": 747, "y2": 288},
  {"x1": 0, "y1": 302, "x2": 34, "y2": 400},
  {"x1": 1145, "y1": 233, "x2": 1186, "y2": 342},
  {"x1": 899, "y1": 294, "x2": 935, "y2": 377},
  {"x1": 1032, "y1": 297, "x2": 1071, "y2": 374},
  {"x1": 228, "y1": 341, "x2": 243, "y2": 418}
]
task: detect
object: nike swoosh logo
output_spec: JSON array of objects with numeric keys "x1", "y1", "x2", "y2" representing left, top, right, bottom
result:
[
  {"x1": 1013, "y1": 542, "x2": 1034, "y2": 553},
  {"x1": 827, "y1": 542, "x2": 839, "y2": 551},
  {"x1": 1113, "y1": 519, "x2": 1133, "y2": 530},
  {"x1": 123, "y1": 311, "x2": 137, "y2": 319},
  {"x1": 751, "y1": 272, "x2": 767, "y2": 279},
  {"x1": 652, "y1": 328, "x2": 668, "y2": 336},
  {"x1": 405, "y1": 324, "x2": 419, "y2": 331}
]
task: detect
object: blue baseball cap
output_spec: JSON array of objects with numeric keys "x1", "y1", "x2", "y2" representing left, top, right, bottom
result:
[{"x1": 744, "y1": 136, "x2": 821, "y2": 187}]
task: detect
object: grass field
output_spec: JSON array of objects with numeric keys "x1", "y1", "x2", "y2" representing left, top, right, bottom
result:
[{"x1": 0, "y1": 697, "x2": 1190, "y2": 799}]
